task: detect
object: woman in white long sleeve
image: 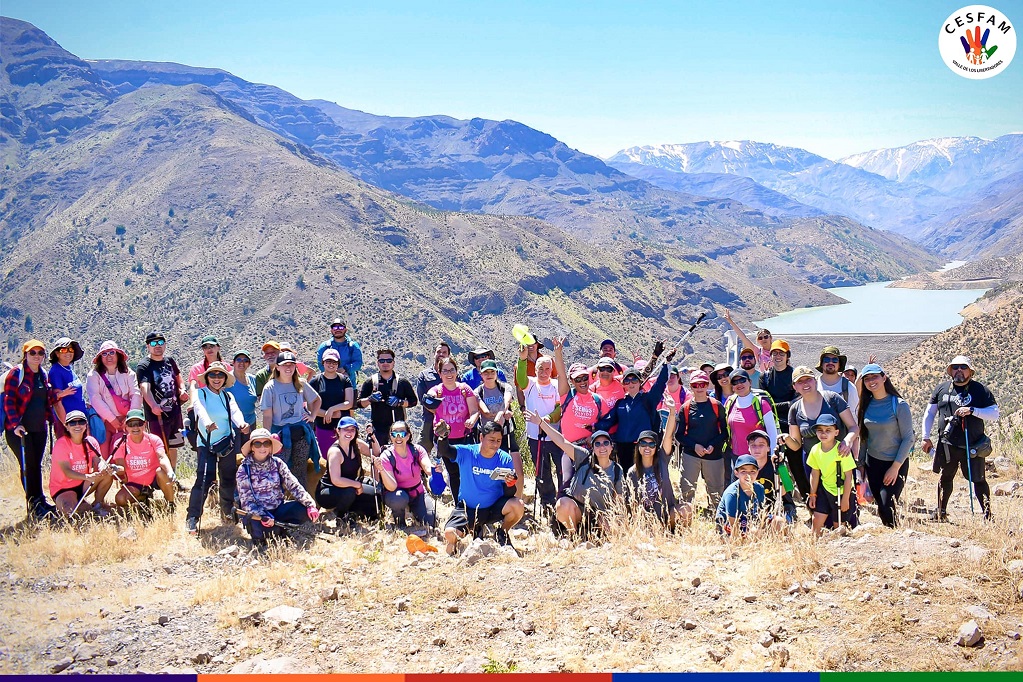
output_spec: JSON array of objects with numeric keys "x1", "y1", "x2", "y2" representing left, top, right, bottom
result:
[
  {"x1": 185, "y1": 362, "x2": 249, "y2": 535},
  {"x1": 85, "y1": 340, "x2": 141, "y2": 458}
]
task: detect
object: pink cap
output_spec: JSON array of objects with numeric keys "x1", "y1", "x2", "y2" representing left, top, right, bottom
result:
[{"x1": 689, "y1": 371, "x2": 711, "y2": 385}]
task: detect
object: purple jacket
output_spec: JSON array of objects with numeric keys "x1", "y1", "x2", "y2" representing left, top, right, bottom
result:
[{"x1": 236, "y1": 454, "x2": 314, "y2": 518}]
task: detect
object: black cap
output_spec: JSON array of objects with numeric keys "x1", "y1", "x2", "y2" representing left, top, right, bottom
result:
[
  {"x1": 276, "y1": 351, "x2": 297, "y2": 364},
  {"x1": 637, "y1": 430, "x2": 659, "y2": 443},
  {"x1": 145, "y1": 331, "x2": 165, "y2": 344},
  {"x1": 729, "y1": 368, "x2": 751, "y2": 383}
]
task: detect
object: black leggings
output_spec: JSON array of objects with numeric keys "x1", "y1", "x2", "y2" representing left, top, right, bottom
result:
[
  {"x1": 5, "y1": 428, "x2": 48, "y2": 509},
  {"x1": 186, "y1": 446, "x2": 237, "y2": 520},
  {"x1": 786, "y1": 445, "x2": 811, "y2": 497},
  {"x1": 865, "y1": 455, "x2": 909, "y2": 527},
  {"x1": 616, "y1": 442, "x2": 637, "y2": 475},
  {"x1": 315, "y1": 481, "x2": 380, "y2": 519},
  {"x1": 937, "y1": 444, "x2": 990, "y2": 518},
  {"x1": 441, "y1": 436, "x2": 472, "y2": 501}
]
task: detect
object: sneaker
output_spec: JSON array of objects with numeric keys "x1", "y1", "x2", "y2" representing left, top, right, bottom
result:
[
  {"x1": 494, "y1": 527, "x2": 512, "y2": 547},
  {"x1": 185, "y1": 516, "x2": 199, "y2": 536}
]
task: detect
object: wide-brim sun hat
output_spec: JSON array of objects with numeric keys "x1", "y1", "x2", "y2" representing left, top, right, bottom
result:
[
  {"x1": 93, "y1": 340, "x2": 128, "y2": 364},
  {"x1": 201, "y1": 361, "x2": 236, "y2": 387},
  {"x1": 946, "y1": 355, "x2": 974, "y2": 376},
  {"x1": 50, "y1": 337, "x2": 84, "y2": 364},
  {"x1": 242, "y1": 428, "x2": 282, "y2": 456},
  {"x1": 816, "y1": 345, "x2": 848, "y2": 372}
]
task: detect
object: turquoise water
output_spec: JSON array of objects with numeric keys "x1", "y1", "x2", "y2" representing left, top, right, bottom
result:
[{"x1": 755, "y1": 281, "x2": 988, "y2": 334}]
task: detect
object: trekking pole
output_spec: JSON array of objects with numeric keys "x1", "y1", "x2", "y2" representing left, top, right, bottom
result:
[
  {"x1": 69, "y1": 450, "x2": 116, "y2": 517},
  {"x1": 964, "y1": 423, "x2": 976, "y2": 515},
  {"x1": 647, "y1": 312, "x2": 707, "y2": 377}
]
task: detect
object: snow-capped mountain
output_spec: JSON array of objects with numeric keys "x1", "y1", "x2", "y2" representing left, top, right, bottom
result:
[
  {"x1": 608, "y1": 141, "x2": 827, "y2": 183},
  {"x1": 840, "y1": 134, "x2": 1023, "y2": 195}
]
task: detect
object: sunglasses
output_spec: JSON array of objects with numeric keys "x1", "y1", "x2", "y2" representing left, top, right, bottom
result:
[
  {"x1": 690, "y1": 382, "x2": 709, "y2": 388},
  {"x1": 126, "y1": 420, "x2": 145, "y2": 427},
  {"x1": 331, "y1": 325, "x2": 346, "y2": 330},
  {"x1": 598, "y1": 367, "x2": 614, "y2": 373},
  {"x1": 622, "y1": 376, "x2": 640, "y2": 384},
  {"x1": 26, "y1": 349, "x2": 45, "y2": 356},
  {"x1": 100, "y1": 350, "x2": 118, "y2": 357},
  {"x1": 757, "y1": 334, "x2": 771, "y2": 340},
  {"x1": 950, "y1": 364, "x2": 969, "y2": 371},
  {"x1": 711, "y1": 373, "x2": 726, "y2": 381},
  {"x1": 572, "y1": 375, "x2": 589, "y2": 383},
  {"x1": 148, "y1": 339, "x2": 166, "y2": 347},
  {"x1": 593, "y1": 439, "x2": 612, "y2": 447},
  {"x1": 251, "y1": 440, "x2": 273, "y2": 449},
  {"x1": 235, "y1": 357, "x2": 251, "y2": 363},
  {"x1": 66, "y1": 419, "x2": 87, "y2": 427},
  {"x1": 378, "y1": 358, "x2": 394, "y2": 363},
  {"x1": 207, "y1": 372, "x2": 227, "y2": 380},
  {"x1": 730, "y1": 377, "x2": 749, "y2": 385},
  {"x1": 638, "y1": 440, "x2": 657, "y2": 448},
  {"x1": 56, "y1": 347, "x2": 73, "y2": 354},
  {"x1": 821, "y1": 356, "x2": 840, "y2": 363},
  {"x1": 390, "y1": 431, "x2": 407, "y2": 438},
  {"x1": 740, "y1": 354, "x2": 755, "y2": 361}
]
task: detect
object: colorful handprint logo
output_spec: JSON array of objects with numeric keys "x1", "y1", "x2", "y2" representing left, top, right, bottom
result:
[{"x1": 960, "y1": 25, "x2": 999, "y2": 64}]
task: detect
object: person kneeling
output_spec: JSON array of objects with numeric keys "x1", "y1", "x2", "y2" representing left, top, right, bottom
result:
[
  {"x1": 236, "y1": 428, "x2": 320, "y2": 546},
  {"x1": 112, "y1": 410, "x2": 178, "y2": 510},
  {"x1": 374, "y1": 421, "x2": 438, "y2": 530},
  {"x1": 50, "y1": 410, "x2": 116, "y2": 516},
  {"x1": 807, "y1": 415, "x2": 858, "y2": 536},
  {"x1": 716, "y1": 454, "x2": 784, "y2": 540},
  {"x1": 435, "y1": 419, "x2": 523, "y2": 555}
]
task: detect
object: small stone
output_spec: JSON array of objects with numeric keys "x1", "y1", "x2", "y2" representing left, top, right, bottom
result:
[
  {"x1": 158, "y1": 615, "x2": 172, "y2": 626},
  {"x1": 432, "y1": 636, "x2": 446, "y2": 646},
  {"x1": 261, "y1": 605, "x2": 304, "y2": 625},
  {"x1": 486, "y1": 625, "x2": 501, "y2": 637},
  {"x1": 691, "y1": 576, "x2": 702, "y2": 587},
  {"x1": 1007, "y1": 631, "x2": 1021, "y2": 641},
  {"x1": 98, "y1": 609, "x2": 109, "y2": 619},
  {"x1": 83, "y1": 630, "x2": 98, "y2": 643},
  {"x1": 118, "y1": 528, "x2": 138, "y2": 541},
  {"x1": 787, "y1": 583, "x2": 801, "y2": 595},
  {"x1": 759, "y1": 632, "x2": 775, "y2": 648},
  {"x1": 957, "y1": 620, "x2": 983, "y2": 647},
  {"x1": 520, "y1": 620, "x2": 536, "y2": 635},
  {"x1": 1007, "y1": 560, "x2": 1023, "y2": 573},
  {"x1": 993, "y1": 481, "x2": 1021, "y2": 496},
  {"x1": 587, "y1": 626, "x2": 601, "y2": 635},
  {"x1": 319, "y1": 586, "x2": 339, "y2": 602},
  {"x1": 51, "y1": 657, "x2": 74, "y2": 673},
  {"x1": 966, "y1": 605, "x2": 996, "y2": 621},
  {"x1": 770, "y1": 643, "x2": 790, "y2": 667},
  {"x1": 891, "y1": 561, "x2": 906, "y2": 569},
  {"x1": 816, "y1": 570, "x2": 833, "y2": 583},
  {"x1": 768, "y1": 623, "x2": 786, "y2": 639},
  {"x1": 193, "y1": 653, "x2": 213, "y2": 664},
  {"x1": 74, "y1": 644, "x2": 97, "y2": 661},
  {"x1": 106, "y1": 658, "x2": 119, "y2": 667},
  {"x1": 395, "y1": 598, "x2": 409, "y2": 612},
  {"x1": 218, "y1": 545, "x2": 241, "y2": 557},
  {"x1": 446, "y1": 602, "x2": 460, "y2": 613},
  {"x1": 453, "y1": 656, "x2": 488, "y2": 674},
  {"x1": 162, "y1": 565, "x2": 174, "y2": 574},
  {"x1": 683, "y1": 619, "x2": 697, "y2": 630},
  {"x1": 743, "y1": 593, "x2": 757, "y2": 603},
  {"x1": 707, "y1": 648, "x2": 727, "y2": 663}
]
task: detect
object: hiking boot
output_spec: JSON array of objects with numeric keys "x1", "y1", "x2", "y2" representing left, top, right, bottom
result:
[
  {"x1": 494, "y1": 527, "x2": 512, "y2": 547},
  {"x1": 930, "y1": 510, "x2": 950, "y2": 523},
  {"x1": 185, "y1": 516, "x2": 199, "y2": 536}
]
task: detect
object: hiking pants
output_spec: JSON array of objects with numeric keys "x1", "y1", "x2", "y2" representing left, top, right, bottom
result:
[
  {"x1": 5, "y1": 428, "x2": 48, "y2": 510},
  {"x1": 529, "y1": 436, "x2": 565, "y2": 510},
  {"x1": 314, "y1": 482, "x2": 379, "y2": 520},
  {"x1": 441, "y1": 436, "x2": 472, "y2": 502},
  {"x1": 245, "y1": 501, "x2": 309, "y2": 542},
  {"x1": 679, "y1": 452, "x2": 726, "y2": 508},
  {"x1": 865, "y1": 455, "x2": 909, "y2": 527},
  {"x1": 383, "y1": 489, "x2": 431, "y2": 527},
  {"x1": 937, "y1": 444, "x2": 990, "y2": 518},
  {"x1": 186, "y1": 445, "x2": 237, "y2": 520}
]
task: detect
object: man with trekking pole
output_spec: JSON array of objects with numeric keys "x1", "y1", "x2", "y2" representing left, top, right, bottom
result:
[{"x1": 921, "y1": 356, "x2": 999, "y2": 521}]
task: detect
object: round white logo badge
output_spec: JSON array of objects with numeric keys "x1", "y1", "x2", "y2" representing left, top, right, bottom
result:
[{"x1": 939, "y1": 5, "x2": 1016, "y2": 79}]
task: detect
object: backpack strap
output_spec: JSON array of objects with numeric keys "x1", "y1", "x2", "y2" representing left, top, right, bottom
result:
[{"x1": 840, "y1": 377, "x2": 849, "y2": 402}]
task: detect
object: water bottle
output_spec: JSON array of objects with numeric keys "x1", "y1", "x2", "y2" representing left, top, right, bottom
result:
[{"x1": 777, "y1": 461, "x2": 795, "y2": 493}]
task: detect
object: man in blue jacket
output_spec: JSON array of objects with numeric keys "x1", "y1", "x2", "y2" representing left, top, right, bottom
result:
[
  {"x1": 595, "y1": 347, "x2": 676, "y2": 474},
  {"x1": 315, "y1": 318, "x2": 363, "y2": 381}
]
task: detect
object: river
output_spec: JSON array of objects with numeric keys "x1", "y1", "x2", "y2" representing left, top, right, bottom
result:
[{"x1": 755, "y1": 274, "x2": 988, "y2": 335}]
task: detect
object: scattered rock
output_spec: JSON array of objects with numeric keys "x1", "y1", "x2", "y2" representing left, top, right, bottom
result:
[
  {"x1": 949, "y1": 539, "x2": 962, "y2": 548},
  {"x1": 261, "y1": 605, "x2": 304, "y2": 625},
  {"x1": 229, "y1": 655, "x2": 321, "y2": 674},
  {"x1": 787, "y1": 583, "x2": 801, "y2": 595},
  {"x1": 816, "y1": 570, "x2": 833, "y2": 583},
  {"x1": 162, "y1": 565, "x2": 174, "y2": 575},
  {"x1": 395, "y1": 598, "x2": 410, "y2": 612},
  {"x1": 454, "y1": 655, "x2": 488, "y2": 673},
  {"x1": 446, "y1": 602, "x2": 460, "y2": 613},
  {"x1": 769, "y1": 644, "x2": 790, "y2": 667},
  {"x1": 520, "y1": 620, "x2": 535, "y2": 635},
  {"x1": 1007, "y1": 631, "x2": 1021, "y2": 641},
  {"x1": 891, "y1": 561, "x2": 906, "y2": 569},
  {"x1": 993, "y1": 481, "x2": 1021, "y2": 496},
  {"x1": 768, "y1": 623, "x2": 786, "y2": 640},
  {"x1": 459, "y1": 539, "x2": 498, "y2": 566},
  {"x1": 118, "y1": 528, "x2": 138, "y2": 541},
  {"x1": 759, "y1": 632, "x2": 775, "y2": 647},
  {"x1": 218, "y1": 545, "x2": 242, "y2": 557},
  {"x1": 683, "y1": 619, "x2": 697, "y2": 630},
  {"x1": 691, "y1": 576, "x2": 702, "y2": 587},
  {"x1": 957, "y1": 620, "x2": 983, "y2": 647},
  {"x1": 485, "y1": 625, "x2": 501, "y2": 637},
  {"x1": 82, "y1": 630, "x2": 98, "y2": 643},
  {"x1": 432, "y1": 636, "x2": 447, "y2": 646},
  {"x1": 158, "y1": 615, "x2": 172, "y2": 626},
  {"x1": 73, "y1": 644, "x2": 97, "y2": 661},
  {"x1": 157, "y1": 666, "x2": 197, "y2": 675},
  {"x1": 106, "y1": 658, "x2": 119, "y2": 667},
  {"x1": 966, "y1": 605, "x2": 996, "y2": 621},
  {"x1": 743, "y1": 593, "x2": 757, "y2": 603},
  {"x1": 993, "y1": 456, "x2": 1012, "y2": 469},
  {"x1": 707, "y1": 648, "x2": 727, "y2": 663},
  {"x1": 1007, "y1": 560, "x2": 1023, "y2": 573},
  {"x1": 509, "y1": 529, "x2": 529, "y2": 541},
  {"x1": 192, "y1": 652, "x2": 213, "y2": 665},
  {"x1": 51, "y1": 657, "x2": 74, "y2": 673},
  {"x1": 319, "y1": 586, "x2": 339, "y2": 602}
]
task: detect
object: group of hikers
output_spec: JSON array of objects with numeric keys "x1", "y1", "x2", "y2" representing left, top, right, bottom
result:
[{"x1": 1, "y1": 312, "x2": 1001, "y2": 552}]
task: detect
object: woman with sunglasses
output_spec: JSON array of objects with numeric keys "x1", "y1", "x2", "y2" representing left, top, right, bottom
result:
[
  {"x1": 723, "y1": 309, "x2": 773, "y2": 373},
  {"x1": 723, "y1": 368, "x2": 779, "y2": 474},
  {"x1": 857, "y1": 364, "x2": 913, "y2": 527},
  {"x1": 49, "y1": 409, "x2": 115, "y2": 515},
  {"x1": 111, "y1": 409, "x2": 177, "y2": 510},
  {"x1": 426, "y1": 357, "x2": 479, "y2": 502},
  {"x1": 624, "y1": 395, "x2": 691, "y2": 529},
  {"x1": 708, "y1": 363, "x2": 734, "y2": 402},
  {"x1": 86, "y1": 340, "x2": 141, "y2": 459},
  {"x1": 375, "y1": 421, "x2": 438, "y2": 529},
  {"x1": 47, "y1": 337, "x2": 87, "y2": 438},
  {"x1": 185, "y1": 362, "x2": 249, "y2": 535},
  {"x1": 313, "y1": 416, "x2": 380, "y2": 521},
  {"x1": 782, "y1": 366, "x2": 859, "y2": 500},
  {"x1": 237, "y1": 428, "x2": 320, "y2": 547},
  {"x1": 526, "y1": 410, "x2": 624, "y2": 540},
  {"x1": 4, "y1": 340, "x2": 58, "y2": 518}
]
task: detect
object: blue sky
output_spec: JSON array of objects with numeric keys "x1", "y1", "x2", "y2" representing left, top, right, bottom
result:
[{"x1": 4, "y1": 0, "x2": 1022, "y2": 159}]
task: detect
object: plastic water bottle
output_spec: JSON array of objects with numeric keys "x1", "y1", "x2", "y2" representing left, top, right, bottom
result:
[{"x1": 777, "y1": 461, "x2": 795, "y2": 493}]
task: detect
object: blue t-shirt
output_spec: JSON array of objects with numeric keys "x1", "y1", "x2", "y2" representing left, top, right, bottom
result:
[
  {"x1": 715, "y1": 480, "x2": 766, "y2": 533},
  {"x1": 48, "y1": 364, "x2": 87, "y2": 415},
  {"x1": 461, "y1": 367, "x2": 509, "y2": 391},
  {"x1": 226, "y1": 373, "x2": 258, "y2": 425},
  {"x1": 451, "y1": 443, "x2": 515, "y2": 508}
]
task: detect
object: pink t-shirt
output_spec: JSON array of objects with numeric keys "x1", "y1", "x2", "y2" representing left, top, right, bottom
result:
[
  {"x1": 381, "y1": 445, "x2": 426, "y2": 492},
  {"x1": 119, "y1": 433, "x2": 166, "y2": 485},
  {"x1": 591, "y1": 380, "x2": 625, "y2": 413},
  {"x1": 432, "y1": 383, "x2": 474, "y2": 439},
  {"x1": 188, "y1": 360, "x2": 235, "y2": 389},
  {"x1": 49, "y1": 436, "x2": 100, "y2": 496},
  {"x1": 725, "y1": 398, "x2": 769, "y2": 457},
  {"x1": 560, "y1": 391, "x2": 600, "y2": 443}
]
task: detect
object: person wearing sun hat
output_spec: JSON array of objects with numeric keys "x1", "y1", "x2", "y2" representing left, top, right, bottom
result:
[
  {"x1": 236, "y1": 427, "x2": 320, "y2": 546},
  {"x1": 856, "y1": 363, "x2": 913, "y2": 527},
  {"x1": 185, "y1": 361, "x2": 250, "y2": 534},
  {"x1": 86, "y1": 340, "x2": 141, "y2": 459},
  {"x1": 3, "y1": 339, "x2": 58, "y2": 519},
  {"x1": 47, "y1": 337, "x2": 87, "y2": 437},
  {"x1": 922, "y1": 355, "x2": 1000, "y2": 521},
  {"x1": 816, "y1": 345, "x2": 858, "y2": 420}
]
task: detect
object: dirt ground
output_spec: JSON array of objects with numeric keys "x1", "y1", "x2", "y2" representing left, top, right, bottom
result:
[{"x1": 0, "y1": 454, "x2": 1021, "y2": 674}]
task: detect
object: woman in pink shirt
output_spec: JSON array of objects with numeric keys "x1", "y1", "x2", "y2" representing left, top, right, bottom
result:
[
  {"x1": 85, "y1": 340, "x2": 141, "y2": 458},
  {"x1": 49, "y1": 410, "x2": 116, "y2": 515},
  {"x1": 425, "y1": 357, "x2": 479, "y2": 501},
  {"x1": 373, "y1": 421, "x2": 439, "y2": 529}
]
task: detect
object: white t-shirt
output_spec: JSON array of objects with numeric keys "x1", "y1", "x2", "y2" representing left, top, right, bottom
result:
[
  {"x1": 523, "y1": 377, "x2": 560, "y2": 440},
  {"x1": 818, "y1": 375, "x2": 858, "y2": 421}
]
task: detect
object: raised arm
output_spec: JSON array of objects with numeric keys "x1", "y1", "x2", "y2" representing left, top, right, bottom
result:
[
  {"x1": 524, "y1": 409, "x2": 572, "y2": 455},
  {"x1": 723, "y1": 308, "x2": 757, "y2": 352}
]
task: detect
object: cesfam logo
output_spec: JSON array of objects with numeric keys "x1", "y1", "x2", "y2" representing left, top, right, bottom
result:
[{"x1": 939, "y1": 6, "x2": 1015, "y2": 79}]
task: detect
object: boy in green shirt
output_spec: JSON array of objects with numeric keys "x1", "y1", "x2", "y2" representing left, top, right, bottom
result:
[{"x1": 807, "y1": 414, "x2": 857, "y2": 536}]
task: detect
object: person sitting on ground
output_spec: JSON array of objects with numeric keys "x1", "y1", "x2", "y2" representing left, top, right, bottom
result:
[
  {"x1": 857, "y1": 363, "x2": 913, "y2": 528},
  {"x1": 677, "y1": 371, "x2": 728, "y2": 513},
  {"x1": 49, "y1": 410, "x2": 116, "y2": 516},
  {"x1": 624, "y1": 396, "x2": 691, "y2": 529},
  {"x1": 313, "y1": 416, "x2": 380, "y2": 521},
  {"x1": 723, "y1": 309, "x2": 773, "y2": 372},
  {"x1": 236, "y1": 428, "x2": 320, "y2": 546},
  {"x1": 921, "y1": 355, "x2": 999, "y2": 521},
  {"x1": 745, "y1": 428, "x2": 795, "y2": 524},
  {"x1": 473, "y1": 359, "x2": 523, "y2": 497},
  {"x1": 373, "y1": 421, "x2": 438, "y2": 530},
  {"x1": 112, "y1": 409, "x2": 177, "y2": 510},
  {"x1": 807, "y1": 414, "x2": 857, "y2": 535},
  {"x1": 716, "y1": 454, "x2": 784, "y2": 539},
  {"x1": 435, "y1": 419, "x2": 523, "y2": 555},
  {"x1": 526, "y1": 410, "x2": 624, "y2": 540}
]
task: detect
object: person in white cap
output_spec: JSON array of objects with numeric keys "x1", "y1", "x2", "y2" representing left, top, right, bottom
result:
[{"x1": 921, "y1": 356, "x2": 999, "y2": 520}]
